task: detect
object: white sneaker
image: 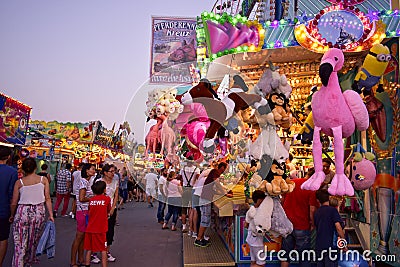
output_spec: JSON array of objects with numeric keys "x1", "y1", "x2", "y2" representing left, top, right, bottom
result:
[
  {"x1": 204, "y1": 235, "x2": 210, "y2": 241},
  {"x1": 187, "y1": 230, "x2": 192, "y2": 236},
  {"x1": 107, "y1": 252, "x2": 116, "y2": 262},
  {"x1": 192, "y1": 232, "x2": 198, "y2": 238},
  {"x1": 182, "y1": 224, "x2": 188, "y2": 233},
  {"x1": 91, "y1": 254, "x2": 101, "y2": 264}
]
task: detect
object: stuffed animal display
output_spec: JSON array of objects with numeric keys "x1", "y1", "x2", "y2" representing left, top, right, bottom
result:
[
  {"x1": 144, "y1": 88, "x2": 184, "y2": 159},
  {"x1": 301, "y1": 48, "x2": 369, "y2": 196},
  {"x1": 253, "y1": 195, "x2": 274, "y2": 236}
]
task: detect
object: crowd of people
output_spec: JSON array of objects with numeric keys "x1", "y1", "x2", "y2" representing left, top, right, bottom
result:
[
  {"x1": 0, "y1": 145, "x2": 140, "y2": 267},
  {"x1": 0, "y1": 142, "x2": 348, "y2": 267}
]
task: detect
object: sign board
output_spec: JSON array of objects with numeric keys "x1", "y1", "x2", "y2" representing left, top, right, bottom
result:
[{"x1": 150, "y1": 16, "x2": 197, "y2": 84}]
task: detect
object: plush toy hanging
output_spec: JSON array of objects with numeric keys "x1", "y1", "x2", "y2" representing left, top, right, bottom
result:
[
  {"x1": 346, "y1": 144, "x2": 376, "y2": 191},
  {"x1": 352, "y1": 43, "x2": 391, "y2": 96},
  {"x1": 301, "y1": 48, "x2": 369, "y2": 196}
]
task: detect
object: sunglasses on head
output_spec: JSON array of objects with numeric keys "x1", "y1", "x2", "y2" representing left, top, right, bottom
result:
[{"x1": 369, "y1": 51, "x2": 391, "y2": 62}]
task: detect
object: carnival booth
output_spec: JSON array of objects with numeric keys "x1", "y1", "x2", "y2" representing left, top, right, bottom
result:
[
  {"x1": 0, "y1": 92, "x2": 32, "y2": 177},
  {"x1": 142, "y1": 0, "x2": 399, "y2": 265}
]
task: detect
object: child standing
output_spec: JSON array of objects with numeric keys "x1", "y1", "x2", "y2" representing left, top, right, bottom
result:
[
  {"x1": 314, "y1": 189, "x2": 346, "y2": 267},
  {"x1": 244, "y1": 190, "x2": 266, "y2": 267},
  {"x1": 83, "y1": 181, "x2": 111, "y2": 267}
]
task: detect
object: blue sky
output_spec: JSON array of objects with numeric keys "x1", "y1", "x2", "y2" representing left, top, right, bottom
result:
[{"x1": 0, "y1": 1, "x2": 214, "y2": 142}]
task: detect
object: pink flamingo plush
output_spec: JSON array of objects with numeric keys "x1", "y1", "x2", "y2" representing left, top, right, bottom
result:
[{"x1": 301, "y1": 48, "x2": 369, "y2": 196}]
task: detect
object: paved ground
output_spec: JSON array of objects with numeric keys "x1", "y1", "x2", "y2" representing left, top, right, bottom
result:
[{"x1": 4, "y1": 199, "x2": 183, "y2": 267}]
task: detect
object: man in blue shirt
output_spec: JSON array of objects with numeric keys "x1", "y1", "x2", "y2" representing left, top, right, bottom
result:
[{"x1": 0, "y1": 146, "x2": 18, "y2": 266}]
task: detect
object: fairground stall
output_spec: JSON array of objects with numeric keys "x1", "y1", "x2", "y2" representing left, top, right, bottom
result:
[
  {"x1": 25, "y1": 120, "x2": 134, "y2": 193},
  {"x1": 140, "y1": 0, "x2": 399, "y2": 265},
  {"x1": 191, "y1": 0, "x2": 399, "y2": 265},
  {"x1": 0, "y1": 92, "x2": 32, "y2": 176}
]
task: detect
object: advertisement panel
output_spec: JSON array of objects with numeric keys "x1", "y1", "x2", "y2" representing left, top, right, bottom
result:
[
  {"x1": 0, "y1": 93, "x2": 31, "y2": 145},
  {"x1": 150, "y1": 16, "x2": 197, "y2": 84},
  {"x1": 29, "y1": 120, "x2": 96, "y2": 143}
]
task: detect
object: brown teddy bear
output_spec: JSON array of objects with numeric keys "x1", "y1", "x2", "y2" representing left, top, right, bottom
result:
[{"x1": 258, "y1": 160, "x2": 295, "y2": 196}]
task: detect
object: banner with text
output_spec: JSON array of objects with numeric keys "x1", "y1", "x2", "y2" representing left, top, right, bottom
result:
[{"x1": 150, "y1": 16, "x2": 197, "y2": 84}]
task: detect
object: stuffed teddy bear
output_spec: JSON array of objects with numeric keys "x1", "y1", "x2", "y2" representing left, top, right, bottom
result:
[
  {"x1": 268, "y1": 93, "x2": 292, "y2": 128},
  {"x1": 253, "y1": 195, "x2": 274, "y2": 236},
  {"x1": 258, "y1": 160, "x2": 295, "y2": 196}
]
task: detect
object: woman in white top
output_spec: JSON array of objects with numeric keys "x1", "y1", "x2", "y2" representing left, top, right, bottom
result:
[
  {"x1": 99, "y1": 164, "x2": 119, "y2": 262},
  {"x1": 162, "y1": 171, "x2": 182, "y2": 231},
  {"x1": 9, "y1": 158, "x2": 54, "y2": 267},
  {"x1": 70, "y1": 163, "x2": 96, "y2": 267}
]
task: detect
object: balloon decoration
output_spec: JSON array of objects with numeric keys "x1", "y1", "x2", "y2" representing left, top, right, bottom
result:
[{"x1": 200, "y1": 12, "x2": 265, "y2": 60}]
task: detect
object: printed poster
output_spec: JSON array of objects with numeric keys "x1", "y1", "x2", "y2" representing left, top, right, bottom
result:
[
  {"x1": 0, "y1": 93, "x2": 31, "y2": 145},
  {"x1": 150, "y1": 16, "x2": 197, "y2": 84}
]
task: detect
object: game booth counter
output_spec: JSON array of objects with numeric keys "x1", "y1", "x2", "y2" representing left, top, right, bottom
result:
[{"x1": 140, "y1": 0, "x2": 399, "y2": 265}]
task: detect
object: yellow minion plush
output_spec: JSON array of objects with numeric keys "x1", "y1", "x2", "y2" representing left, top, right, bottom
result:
[{"x1": 352, "y1": 43, "x2": 391, "y2": 95}]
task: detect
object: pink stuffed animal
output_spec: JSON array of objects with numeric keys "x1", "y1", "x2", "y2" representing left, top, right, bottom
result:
[
  {"x1": 160, "y1": 118, "x2": 176, "y2": 156},
  {"x1": 301, "y1": 48, "x2": 369, "y2": 196}
]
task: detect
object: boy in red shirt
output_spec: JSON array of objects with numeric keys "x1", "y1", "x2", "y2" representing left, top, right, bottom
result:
[{"x1": 83, "y1": 181, "x2": 111, "y2": 267}]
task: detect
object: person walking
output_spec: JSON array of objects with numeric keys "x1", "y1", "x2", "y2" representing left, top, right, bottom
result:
[
  {"x1": 118, "y1": 170, "x2": 128, "y2": 210},
  {"x1": 157, "y1": 168, "x2": 168, "y2": 224},
  {"x1": 70, "y1": 163, "x2": 96, "y2": 266},
  {"x1": 70, "y1": 163, "x2": 84, "y2": 219},
  {"x1": 83, "y1": 181, "x2": 111, "y2": 267},
  {"x1": 144, "y1": 168, "x2": 158, "y2": 208},
  {"x1": 314, "y1": 189, "x2": 346, "y2": 267},
  {"x1": 180, "y1": 158, "x2": 200, "y2": 233},
  {"x1": 37, "y1": 163, "x2": 52, "y2": 184},
  {"x1": 0, "y1": 146, "x2": 18, "y2": 266},
  {"x1": 53, "y1": 163, "x2": 72, "y2": 217},
  {"x1": 281, "y1": 174, "x2": 318, "y2": 267},
  {"x1": 99, "y1": 164, "x2": 119, "y2": 262},
  {"x1": 162, "y1": 171, "x2": 182, "y2": 231},
  {"x1": 9, "y1": 158, "x2": 54, "y2": 267}
]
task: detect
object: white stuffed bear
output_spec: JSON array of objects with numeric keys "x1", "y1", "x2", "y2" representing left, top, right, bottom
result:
[
  {"x1": 253, "y1": 195, "x2": 274, "y2": 236},
  {"x1": 245, "y1": 206, "x2": 258, "y2": 237}
]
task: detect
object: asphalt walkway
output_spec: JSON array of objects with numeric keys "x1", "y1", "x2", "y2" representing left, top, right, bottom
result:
[{"x1": 3, "y1": 200, "x2": 183, "y2": 267}]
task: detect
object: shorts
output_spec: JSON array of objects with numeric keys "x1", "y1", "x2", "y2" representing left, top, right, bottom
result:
[
  {"x1": 0, "y1": 217, "x2": 11, "y2": 241},
  {"x1": 84, "y1": 232, "x2": 107, "y2": 252},
  {"x1": 182, "y1": 187, "x2": 193, "y2": 208},
  {"x1": 200, "y1": 203, "x2": 211, "y2": 227},
  {"x1": 250, "y1": 245, "x2": 266, "y2": 265},
  {"x1": 146, "y1": 187, "x2": 157, "y2": 198},
  {"x1": 192, "y1": 194, "x2": 200, "y2": 208},
  {"x1": 76, "y1": 210, "x2": 89, "y2": 233}
]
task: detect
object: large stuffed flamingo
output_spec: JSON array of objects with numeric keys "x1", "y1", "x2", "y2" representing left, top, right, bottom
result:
[
  {"x1": 301, "y1": 48, "x2": 369, "y2": 196},
  {"x1": 145, "y1": 116, "x2": 164, "y2": 158}
]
